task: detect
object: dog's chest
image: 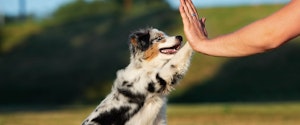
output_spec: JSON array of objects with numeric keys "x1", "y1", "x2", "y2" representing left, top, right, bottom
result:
[
  {"x1": 117, "y1": 67, "x2": 158, "y2": 92},
  {"x1": 110, "y1": 68, "x2": 166, "y2": 124}
]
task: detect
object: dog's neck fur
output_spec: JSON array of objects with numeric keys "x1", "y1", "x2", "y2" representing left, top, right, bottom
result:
[{"x1": 129, "y1": 53, "x2": 170, "y2": 70}]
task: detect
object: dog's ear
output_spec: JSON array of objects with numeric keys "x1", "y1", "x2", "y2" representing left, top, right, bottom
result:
[
  {"x1": 129, "y1": 33, "x2": 139, "y2": 47},
  {"x1": 129, "y1": 30, "x2": 150, "y2": 51}
]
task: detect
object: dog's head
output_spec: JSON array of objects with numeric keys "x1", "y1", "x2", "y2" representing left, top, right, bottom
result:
[{"x1": 129, "y1": 28, "x2": 183, "y2": 62}]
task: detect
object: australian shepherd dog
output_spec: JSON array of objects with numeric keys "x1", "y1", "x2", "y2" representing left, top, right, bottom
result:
[{"x1": 82, "y1": 28, "x2": 193, "y2": 125}]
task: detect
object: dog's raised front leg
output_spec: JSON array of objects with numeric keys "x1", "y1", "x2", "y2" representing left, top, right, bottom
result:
[{"x1": 156, "y1": 42, "x2": 193, "y2": 93}]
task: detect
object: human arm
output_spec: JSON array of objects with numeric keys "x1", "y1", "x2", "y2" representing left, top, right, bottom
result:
[{"x1": 179, "y1": 0, "x2": 300, "y2": 57}]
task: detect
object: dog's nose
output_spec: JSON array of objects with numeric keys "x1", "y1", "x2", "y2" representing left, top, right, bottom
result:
[{"x1": 176, "y1": 36, "x2": 183, "y2": 41}]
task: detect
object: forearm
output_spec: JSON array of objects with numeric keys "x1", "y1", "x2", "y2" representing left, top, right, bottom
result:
[
  {"x1": 194, "y1": 34, "x2": 264, "y2": 57},
  {"x1": 193, "y1": 0, "x2": 300, "y2": 57},
  {"x1": 195, "y1": 20, "x2": 279, "y2": 57}
]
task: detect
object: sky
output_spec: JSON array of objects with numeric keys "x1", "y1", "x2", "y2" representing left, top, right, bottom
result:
[
  {"x1": 0, "y1": 0, "x2": 73, "y2": 17},
  {"x1": 166, "y1": 0, "x2": 290, "y2": 8},
  {"x1": 0, "y1": 0, "x2": 290, "y2": 18}
]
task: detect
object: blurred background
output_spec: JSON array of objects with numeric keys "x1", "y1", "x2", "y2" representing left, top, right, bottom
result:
[{"x1": 1, "y1": 0, "x2": 300, "y2": 125}]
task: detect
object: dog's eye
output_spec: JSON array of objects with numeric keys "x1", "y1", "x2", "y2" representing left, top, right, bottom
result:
[
  {"x1": 156, "y1": 36, "x2": 164, "y2": 41},
  {"x1": 155, "y1": 36, "x2": 164, "y2": 42},
  {"x1": 150, "y1": 36, "x2": 164, "y2": 43}
]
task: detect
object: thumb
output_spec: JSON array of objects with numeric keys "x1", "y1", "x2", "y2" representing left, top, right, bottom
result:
[{"x1": 200, "y1": 17, "x2": 208, "y2": 37}]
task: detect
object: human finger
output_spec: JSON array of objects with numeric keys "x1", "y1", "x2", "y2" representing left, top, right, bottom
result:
[
  {"x1": 185, "y1": 0, "x2": 199, "y2": 20},
  {"x1": 201, "y1": 17, "x2": 208, "y2": 37},
  {"x1": 187, "y1": 0, "x2": 199, "y2": 19},
  {"x1": 200, "y1": 17, "x2": 206, "y2": 28},
  {"x1": 179, "y1": 5, "x2": 191, "y2": 26},
  {"x1": 180, "y1": 0, "x2": 193, "y2": 22}
]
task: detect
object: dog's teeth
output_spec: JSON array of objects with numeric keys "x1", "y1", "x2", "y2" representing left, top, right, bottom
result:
[{"x1": 161, "y1": 49, "x2": 177, "y2": 54}]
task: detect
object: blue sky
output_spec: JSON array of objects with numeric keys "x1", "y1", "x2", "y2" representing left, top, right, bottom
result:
[
  {"x1": 0, "y1": 0, "x2": 290, "y2": 18},
  {"x1": 0, "y1": 0, "x2": 73, "y2": 17},
  {"x1": 167, "y1": 0, "x2": 289, "y2": 8}
]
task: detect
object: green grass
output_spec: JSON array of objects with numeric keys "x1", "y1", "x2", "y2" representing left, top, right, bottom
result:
[
  {"x1": 1, "y1": 103, "x2": 300, "y2": 125},
  {"x1": 168, "y1": 103, "x2": 300, "y2": 125}
]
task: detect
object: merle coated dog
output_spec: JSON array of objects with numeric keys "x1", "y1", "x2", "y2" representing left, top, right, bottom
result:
[{"x1": 82, "y1": 28, "x2": 193, "y2": 125}]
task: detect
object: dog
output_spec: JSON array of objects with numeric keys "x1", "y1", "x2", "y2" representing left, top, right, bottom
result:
[{"x1": 82, "y1": 28, "x2": 193, "y2": 125}]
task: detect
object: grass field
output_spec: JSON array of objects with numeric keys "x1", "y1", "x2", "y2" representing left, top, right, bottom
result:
[{"x1": 1, "y1": 103, "x2": 300, "y2": 125}]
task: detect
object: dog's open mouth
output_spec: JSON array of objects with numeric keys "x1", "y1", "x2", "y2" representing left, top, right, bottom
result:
[{"x1": 159, "y1": 42, "x2": 182, "y2": 55}]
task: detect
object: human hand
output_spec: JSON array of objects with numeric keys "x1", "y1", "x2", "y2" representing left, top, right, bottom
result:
[{"x1": 179, "y1": 0, "x2": 208, "y2": 48}]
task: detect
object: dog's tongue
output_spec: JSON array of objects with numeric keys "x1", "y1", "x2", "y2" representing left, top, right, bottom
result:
[{"x1": 161, "y1": 49, "x2": 177, "y2": 54}]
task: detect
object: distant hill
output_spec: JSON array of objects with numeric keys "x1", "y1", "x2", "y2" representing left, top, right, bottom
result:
[{"x1": 0, "y1": 0, "x2": 180, "y2": 105}]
